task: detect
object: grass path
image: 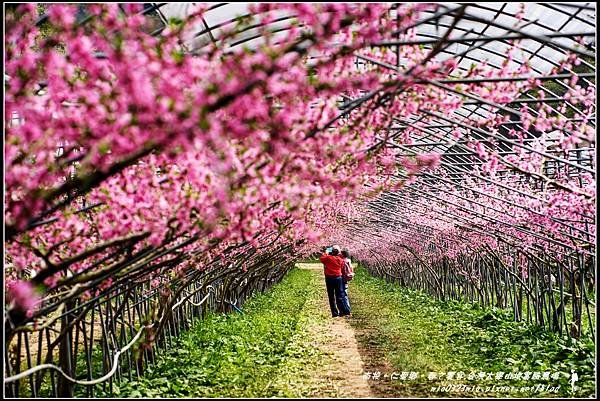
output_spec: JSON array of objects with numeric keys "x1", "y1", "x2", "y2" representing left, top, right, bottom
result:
[
  {"x1": 295, "y1": 263, "x2": 373, "y2": 397},
  {"x1": 102, "y1": 264, "x2": 372, "y2": 398},
  {"x1": 99, "y1": 263, "x2": 595, "y2": 398}
]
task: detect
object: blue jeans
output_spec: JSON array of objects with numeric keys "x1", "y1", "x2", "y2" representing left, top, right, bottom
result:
[
  {"x1": 325, "y1": 276, "x2": 351, "y2": 317},
  {"x1": 343, "y1": 282, "x2": 350, "y2": 309}
]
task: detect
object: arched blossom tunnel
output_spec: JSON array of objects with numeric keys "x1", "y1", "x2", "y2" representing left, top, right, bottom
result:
[{"x1": 4, "y1": 3, "x2": 596, "y2": 398}]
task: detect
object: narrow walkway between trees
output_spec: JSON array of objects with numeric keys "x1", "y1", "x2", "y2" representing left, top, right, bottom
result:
[
  {"x1": 295, "y1": 263, "x2": 373, "y2": 397},
  {"x1": 103, "y1": 263, "x2": 594, "y2": 398}
]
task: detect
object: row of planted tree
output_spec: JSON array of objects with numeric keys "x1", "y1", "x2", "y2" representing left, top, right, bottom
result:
[
  {"x1": 362, "y1": 246, "x2": 594, "y2": 340},
  {"x1": 5, "y1": 237, "x2": 297, "y2": 397}
]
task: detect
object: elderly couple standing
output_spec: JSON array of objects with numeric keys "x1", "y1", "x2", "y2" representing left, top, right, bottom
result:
[{"x1": 319, "y1": 245, "x2": 354, "y2": 317}]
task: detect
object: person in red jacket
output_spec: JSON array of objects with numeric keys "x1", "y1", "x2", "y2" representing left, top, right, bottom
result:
[{"x1": 319, "y1": 245, "x2": 351, "y2": 317}]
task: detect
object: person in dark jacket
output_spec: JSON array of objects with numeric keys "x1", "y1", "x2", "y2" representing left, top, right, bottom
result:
[{"x1": 319, "y1": 245, "x2": 351, "y2": 317}]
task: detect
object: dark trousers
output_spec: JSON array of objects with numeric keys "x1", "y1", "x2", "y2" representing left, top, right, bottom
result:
[{"x1": 325, "y1": 276, "x2": 351, "y2": 317}]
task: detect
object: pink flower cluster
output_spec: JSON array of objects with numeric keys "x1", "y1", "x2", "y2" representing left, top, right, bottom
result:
[{"x1": 6, "y1": 280, "x2": 40, "y2": 317}]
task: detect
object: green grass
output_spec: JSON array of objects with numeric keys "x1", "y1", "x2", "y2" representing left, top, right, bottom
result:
[
  {"x1": 348, "y1": 267, "x2": 596, "y2": 398},
  {"x1": 60, "y1": 264, "x2": 594, "y2": 398},
  {"x1": 91, "y1": 268, "x2": 326, "y2": 398}
]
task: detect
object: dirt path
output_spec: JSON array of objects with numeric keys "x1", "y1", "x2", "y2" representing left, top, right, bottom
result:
[{"x1": 296, "y1": 263, "x2": 374, "y2": 398}]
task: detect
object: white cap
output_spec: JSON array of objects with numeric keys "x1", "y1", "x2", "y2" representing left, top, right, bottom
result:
[{"x1": 332, "y1": 245, "x2": 341, "y2": 252}]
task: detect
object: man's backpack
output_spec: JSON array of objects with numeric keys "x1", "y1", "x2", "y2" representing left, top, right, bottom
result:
[{"x1": 342, "y1": 260, "x2": 354, "y2": 282}]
